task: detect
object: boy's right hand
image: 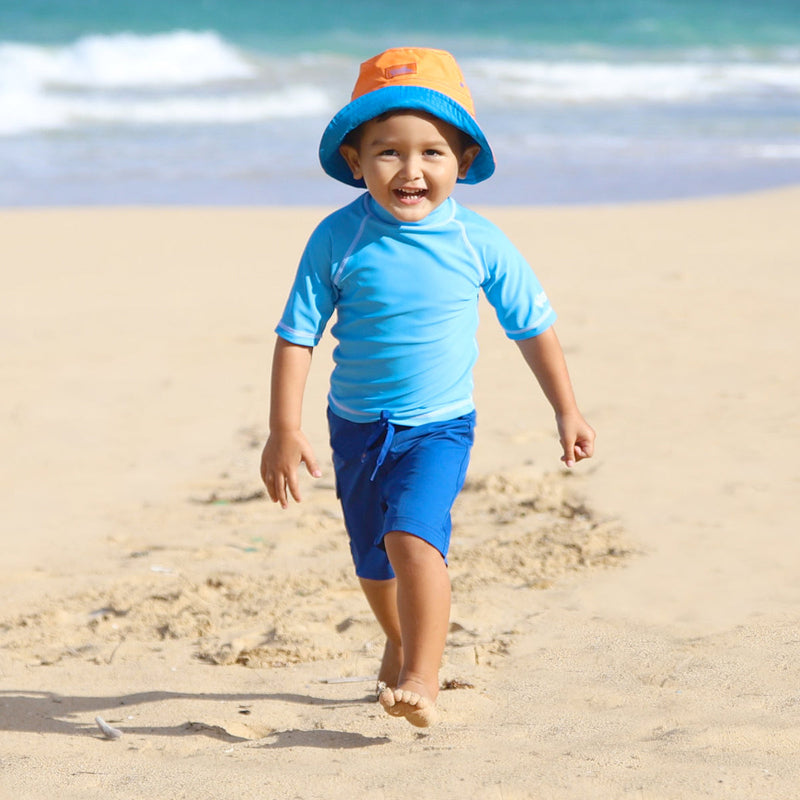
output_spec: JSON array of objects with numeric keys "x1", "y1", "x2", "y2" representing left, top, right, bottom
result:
[{"x1": 260, "y1": 430, "x2": 322, "y2": 509}]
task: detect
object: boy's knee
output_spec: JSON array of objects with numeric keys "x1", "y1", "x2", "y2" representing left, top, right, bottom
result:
[{"x1": 384, "y1": 530, "x2": 443, "y2": 565}]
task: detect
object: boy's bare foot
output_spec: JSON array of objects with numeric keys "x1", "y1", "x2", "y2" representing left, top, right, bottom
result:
[{"x1": 378, "y1": 685, "x2": 438, "y2": 728}]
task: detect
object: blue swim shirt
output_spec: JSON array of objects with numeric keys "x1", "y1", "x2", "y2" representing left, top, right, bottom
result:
[{"x1": 276, "y1": 194, "x2": 556, "y2": 425}]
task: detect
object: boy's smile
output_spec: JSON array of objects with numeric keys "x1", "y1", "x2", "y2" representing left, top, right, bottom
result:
[{"x1": 339, "y1": 111, "x2": 479, "y2": 223}]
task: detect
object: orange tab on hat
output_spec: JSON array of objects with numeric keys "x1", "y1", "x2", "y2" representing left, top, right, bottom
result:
[{"x1": 351, "y1": 47, "x2": 477, "y2": 118}]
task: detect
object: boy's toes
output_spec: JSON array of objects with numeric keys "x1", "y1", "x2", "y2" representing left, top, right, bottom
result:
[
  {"x1": 395, "y1": 688, "x2": 421, "y2": 707},
  {"x1": 378, "y1": 686, "x2": 403, "y2": 716},
  {"x1": 378, "y1": 686, "x2": 437, "y2": 727}
]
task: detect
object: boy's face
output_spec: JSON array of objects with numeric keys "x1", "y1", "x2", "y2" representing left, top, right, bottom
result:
[{"x1": 339, "y1": 111, "x2": 480, "y2": 223}]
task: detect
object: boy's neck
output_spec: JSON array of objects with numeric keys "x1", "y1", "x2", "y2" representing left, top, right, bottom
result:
[{"x1": 365, "y1": 193, "x2": 454, "y2": 225}]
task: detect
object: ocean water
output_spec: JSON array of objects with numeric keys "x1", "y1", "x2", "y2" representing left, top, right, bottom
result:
[{"x1": 1, "y1": 0, "x2": 799, "y2": 206}]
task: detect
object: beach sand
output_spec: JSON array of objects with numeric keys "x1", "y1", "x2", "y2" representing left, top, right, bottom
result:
[{"x1": 1, "y1": 188, "x2": 798, "y2": 799}]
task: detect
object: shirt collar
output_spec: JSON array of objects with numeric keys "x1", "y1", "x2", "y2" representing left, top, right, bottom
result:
[{"x1": 364, "y1": 193, "x2": 455, "y2": 227}]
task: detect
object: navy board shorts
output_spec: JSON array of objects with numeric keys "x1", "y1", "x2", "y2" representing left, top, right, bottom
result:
[{"x1": 327, "y1": 407, "x2": 476, "y2": 580}]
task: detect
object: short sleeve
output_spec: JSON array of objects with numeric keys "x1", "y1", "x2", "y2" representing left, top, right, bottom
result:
[
  {"x1": 275, "y1": 223, "x2": 337, "y2": 347},
  {"x1": 480, "y1": 228, "x2": 557, "y2": 340}
]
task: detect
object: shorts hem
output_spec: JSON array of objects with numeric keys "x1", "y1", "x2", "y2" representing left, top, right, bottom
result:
[
  {"x1": 381, "y1": 516, "x2": 450, "y2": 560},
  {"x1": 353, "y1": 563, "x2": 396, "y2": 581}
]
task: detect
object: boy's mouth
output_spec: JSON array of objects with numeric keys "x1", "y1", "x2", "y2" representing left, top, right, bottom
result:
[{"x1": 394, "y1": 187, "x2": 428, "y2": 203}]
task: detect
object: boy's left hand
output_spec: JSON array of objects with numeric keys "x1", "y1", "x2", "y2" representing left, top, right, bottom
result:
[{"x1": 556, "y1": 411, "x2": 596, "y2": 468}]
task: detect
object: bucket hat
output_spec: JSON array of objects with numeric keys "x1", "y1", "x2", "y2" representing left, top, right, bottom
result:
[{"x1": 319, "y1": 47, "x2": 494, "y2": 187}]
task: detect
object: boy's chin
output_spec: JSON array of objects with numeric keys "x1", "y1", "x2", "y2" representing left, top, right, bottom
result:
[{"x1": 380, "y1": 193, "x2": 447, "y2": 222}]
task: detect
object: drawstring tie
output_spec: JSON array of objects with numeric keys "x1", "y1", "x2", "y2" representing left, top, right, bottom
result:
[{"x1": 362, "y1": 410, "x2": 396, "y2": 481}]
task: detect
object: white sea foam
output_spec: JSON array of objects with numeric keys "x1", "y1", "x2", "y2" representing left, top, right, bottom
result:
[
  {"x1": 0, "y1": 84, "x2": 331, "y2": 135},
  {"x1": 0, "y1": 30, "x2": 254, "y2": 89},
  {"x1": 0, "y1": 32, "x2": 333, "y2": 135},
  {"x1": 467, "y1": 57, "x2": 800, "y2": 104},
  {"x1": 741, "y1": 143, "x2": 800, "y2": 160}
]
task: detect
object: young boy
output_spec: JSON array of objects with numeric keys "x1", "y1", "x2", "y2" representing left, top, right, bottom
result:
[{"x1": 260, "y1": 47, "x2": 595, "y2": 728}]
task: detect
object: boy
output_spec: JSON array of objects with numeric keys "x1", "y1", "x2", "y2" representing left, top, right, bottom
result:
[{"x1": 260, "y1": 47, "x2": 595, "y2": 728}]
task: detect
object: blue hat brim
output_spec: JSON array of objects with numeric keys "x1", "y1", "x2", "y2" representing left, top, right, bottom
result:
[{"x1": 319, "y1": 85, "x2": 495, "y2": 187}]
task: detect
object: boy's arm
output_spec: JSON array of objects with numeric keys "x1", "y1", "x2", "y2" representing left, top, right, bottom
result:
[
  {"x1": 515, "y1": 326, "x2": 595, "y2": 467},
  {"x1": 260, "y1": 336, "x2": 322, "y2": 508}
]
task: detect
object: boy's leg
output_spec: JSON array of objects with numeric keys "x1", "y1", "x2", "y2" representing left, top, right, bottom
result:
[
  {"x1": 378, "y1": 530, "x2": 450, "y2": 727},
  {"x1": 358, "y1": 577, "x2": 403, "y2": 688}
]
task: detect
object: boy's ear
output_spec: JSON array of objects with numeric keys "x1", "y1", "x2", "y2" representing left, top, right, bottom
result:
[
  {"x1": 457, "y1": 145, "x2": 481, "y2": 180},
  {"x1": 339, "y1": 144, "x2": 363, "y2": 180}
]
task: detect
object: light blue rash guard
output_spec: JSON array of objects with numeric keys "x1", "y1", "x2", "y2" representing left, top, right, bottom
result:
[{"x1": 276, "y1": 193, "x2": 556, "y2": 425}]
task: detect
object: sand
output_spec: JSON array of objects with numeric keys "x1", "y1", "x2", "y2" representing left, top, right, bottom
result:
[{"x1": 1, "y1": 188, "x2": 798, "y2": 799}]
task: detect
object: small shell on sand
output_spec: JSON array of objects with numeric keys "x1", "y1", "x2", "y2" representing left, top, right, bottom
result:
[{"x1": 95, "y1": 716, "x2": 123, "y2": 740}]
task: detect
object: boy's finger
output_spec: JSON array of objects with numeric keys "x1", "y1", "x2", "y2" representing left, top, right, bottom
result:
[
  {"x1": 259, "y1": 449, "x2": 271, "y2": 490},
  {"x1": 266, "y1": 468, "x2": 290, "y2": 508},
  {"x1": 560, "y1": 437, "x2": 576, "y2": 467},
  {"x1": 303, "y1": 454, "x2": 322, "y2": 479},
  {"x1": 286, "y1": 471, "x2": 302, "y2": 504},
  {"x1": 271, "y1": 475, "x2": 286, "y2": 508},
  {"x1": 262, "y1": 469, "x2": 279, "y2": 504}
]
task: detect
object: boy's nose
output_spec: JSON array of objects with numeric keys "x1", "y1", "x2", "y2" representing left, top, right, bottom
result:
[{"x1": 400, "y1": 155, "x2": 423, "y2": 180}]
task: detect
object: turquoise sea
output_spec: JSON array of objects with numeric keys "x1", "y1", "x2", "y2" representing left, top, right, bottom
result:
[{"x1": 1, "y1": 0, "x2": 799, "y2": 205}]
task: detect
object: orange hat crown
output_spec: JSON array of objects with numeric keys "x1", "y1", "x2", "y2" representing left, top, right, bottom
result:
[{"x1": 351, "y1": 48, "x2": 476, "y2": 118}]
